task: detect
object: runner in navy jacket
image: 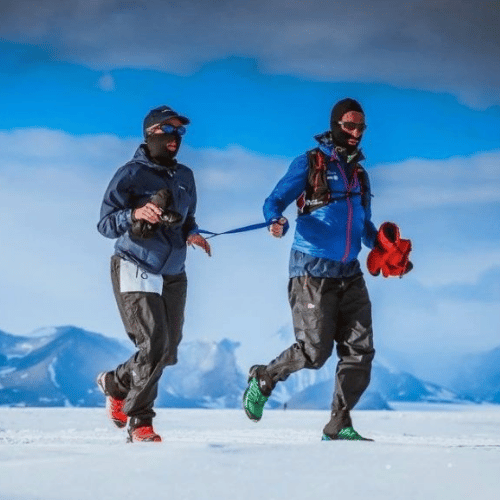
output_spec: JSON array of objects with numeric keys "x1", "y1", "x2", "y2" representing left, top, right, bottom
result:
[
  {"x1": 98, "y1": 144, "x2": 200, "y2": 275},
  {"x1": 97, "y1": 106, "x2": 210, "y2": 443}
]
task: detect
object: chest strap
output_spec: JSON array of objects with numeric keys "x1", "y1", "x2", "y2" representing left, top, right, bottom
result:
[{"x1": 296, "y1": 148, "x2": 369, "y2": 215}]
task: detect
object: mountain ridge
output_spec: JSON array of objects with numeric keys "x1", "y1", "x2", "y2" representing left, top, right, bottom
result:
[{"x1": 0, "y1": 326, "x2": 485, "y2": 409}]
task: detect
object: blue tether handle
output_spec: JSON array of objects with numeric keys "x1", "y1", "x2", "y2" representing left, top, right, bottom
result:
[{"x1": 198, "y1": 221, "x2": 271, "y2": 239}]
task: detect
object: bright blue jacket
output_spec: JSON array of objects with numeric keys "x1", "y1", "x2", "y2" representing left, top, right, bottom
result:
[
  {"x1": 97, "y1": 145, "x2": 198, "y2": 275},
  {"x1": 263, "y1": 135, "x2": 378, "y2": 277}
]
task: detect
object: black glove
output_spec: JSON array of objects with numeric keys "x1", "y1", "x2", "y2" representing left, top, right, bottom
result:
[{"x1": 130, "y1": 189, "x2": 183, "y2": 239}]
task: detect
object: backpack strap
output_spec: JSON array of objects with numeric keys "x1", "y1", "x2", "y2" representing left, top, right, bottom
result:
[
  {"x1": 355, "y1": 165, "x2": 371, "y2": 209},
  {"x1": 297, "y1": 148, "x2": 371, "y2": 215},
  {"x1": 297, "y1": 148, "x2": 330, "y2": 214}
]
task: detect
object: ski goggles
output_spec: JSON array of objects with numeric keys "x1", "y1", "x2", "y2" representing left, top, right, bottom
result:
[{"x1": 338, "y1": 121, "x2": 367, "y2": 132}]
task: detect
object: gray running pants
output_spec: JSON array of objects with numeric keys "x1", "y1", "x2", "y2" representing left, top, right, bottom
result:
[
  {"x1": 265, "y1": 274, "x2": 375, "y2": 432},
  {"x1": 108, "y1": 255, "x2": 187, "y2": 422}
]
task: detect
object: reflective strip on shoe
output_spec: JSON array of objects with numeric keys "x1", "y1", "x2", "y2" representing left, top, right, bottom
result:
[
  {"x1": 96, "y1": 372, "x2": 109, "y2": 395},
  {"x1": 97, "y1": 372, "x2": 127, "y2": 428},
  {"x1": 128, "y1": 426, "x2": 162, "y2": 443},
  {"x1": 106, "y1": 397, "x2": 128, "y2": 429},
  {"x1": 322, "y1": 427, "x2": 374, "y2": 441},
  {"x1": 243, "y1": 377, "x2": 269, "y2": 422}
]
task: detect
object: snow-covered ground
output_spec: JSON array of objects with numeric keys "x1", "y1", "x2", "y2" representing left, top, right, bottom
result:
[{"x1": 1, "y1": 406, "x2": 499, "y2": 500}]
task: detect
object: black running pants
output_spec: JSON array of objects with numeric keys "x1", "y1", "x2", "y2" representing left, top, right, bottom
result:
[
  {"x1": 266, "y1": 274, "x2": 375, "y2": 413},
  {"x1": 109, "y1": 255, "x2": 187, "y2": 422}
]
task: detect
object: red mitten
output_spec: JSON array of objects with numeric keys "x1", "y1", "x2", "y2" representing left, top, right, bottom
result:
[{"x1": 367, "y1": 222, "x2": 413, "y2": 277}]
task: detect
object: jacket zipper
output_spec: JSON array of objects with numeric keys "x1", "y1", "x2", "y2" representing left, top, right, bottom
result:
[
  {"x1": 336, "y1": 161, "x2": 355, "y2": 263},
  {"x1": 343, "y1": 198, "x2": 353, "y2": 262}
]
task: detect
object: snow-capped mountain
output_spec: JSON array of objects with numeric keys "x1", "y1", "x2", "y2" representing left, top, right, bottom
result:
[
  {"x1": 0, "y1": 329, "x2": 53, "y2": 362},
  {"x1": 0, "y1": 327, "x2": 247, "y2": 409},
  {"x1": 272, "y1": 356, "x2": 465, "y2": 410},
  {"x1": 370, "y1": 361, "x2": 463, "y2": 403},
  {"x1": 285, "y1": 380, "x2": 391, "y2": 410},
  {"x1": 0, "y1": 327, "x2": 131, "y2": 407},
  {"x1": 0, "y1": 326, "x2": 473, "y2": 409},
  {"x1": 158, "y1": 339, "x2": 247, "y2": 408}
]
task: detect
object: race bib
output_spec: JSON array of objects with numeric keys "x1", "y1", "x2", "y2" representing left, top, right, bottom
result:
[{"x1": 119, "y1": 259, "x2": 164, "y2": 294}]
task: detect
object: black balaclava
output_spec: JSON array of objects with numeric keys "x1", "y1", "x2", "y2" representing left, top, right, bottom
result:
[
  {"x1": 330, "y1": 98, "x2": 365, "y2": 154},
  {"x1": 146, "y1": 133, "x2": 181, "y2": 167}
]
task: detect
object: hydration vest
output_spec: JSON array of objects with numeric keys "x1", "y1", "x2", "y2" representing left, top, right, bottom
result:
[{"x1": 296, "y1": 148, "x2": 371, "y2": 215}]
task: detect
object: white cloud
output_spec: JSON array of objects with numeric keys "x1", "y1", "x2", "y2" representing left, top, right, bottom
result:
[
  {"x1": 368, "y1": 151, "x2": 500, "y2": 289},
  {"x1": 412, "y1": 249, "x2": 500, "y2": 288},
  {"x1": 374, "y1": 286, "x2": 500, "y2": 355},
  {"x1": 97, "y1": 73, "x2": 115, "y2": 91},
  {"x1": 1, "y1": 0, "x2": 500, "y2": 107},
  {"x1": 371, "y1": 151, "x2": 500, "y2": 209},
  {"x1": 183, "y1": 145, "x2": 289, "y2": 191},
  {"x1": 0, "y1": 129, "x2": 138, "y2": 336}
]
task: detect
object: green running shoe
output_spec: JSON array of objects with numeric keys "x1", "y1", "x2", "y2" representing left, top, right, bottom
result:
[
  {"x1": 322, "y1": 427, "x2": 374, "y2": 441},
  {"x1": 243, "y1": 377, "x2": 269, "y2": 422}
]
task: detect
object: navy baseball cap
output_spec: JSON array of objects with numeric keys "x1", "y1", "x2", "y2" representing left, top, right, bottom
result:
[{"x1": 143, "y1": 106, "x2": 190, "y2": 137}]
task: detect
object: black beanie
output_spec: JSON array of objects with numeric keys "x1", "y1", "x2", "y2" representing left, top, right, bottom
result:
[{"x1": 330, "y1": 98, "x2": 364, "y2": 130}]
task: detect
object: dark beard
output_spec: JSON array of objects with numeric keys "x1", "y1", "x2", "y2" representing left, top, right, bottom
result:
[{"x1": 146, "y1": 134, "x2": 181, "y2": 167}]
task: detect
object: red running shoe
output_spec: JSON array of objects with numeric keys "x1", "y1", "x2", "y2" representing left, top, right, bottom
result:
[
  {"x1": 127, "y1": 425, "x2": 162, "y2": 443},
  {"x1": 96, "y1": 372, "x2": 128, "y2": 429}
]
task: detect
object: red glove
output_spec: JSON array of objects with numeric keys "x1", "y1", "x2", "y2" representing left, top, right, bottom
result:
[
  {"x1": 367, "y1": 222, "x2": 413, "y2": 278},
  {"x1": 187, "y1": 233, "x2": 212, "y2": 257}
]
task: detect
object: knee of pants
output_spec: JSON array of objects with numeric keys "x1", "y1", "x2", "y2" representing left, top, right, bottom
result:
[
  {"x1": 134, "y1": 342, "x2": 166, "y2": 371},
  {"x1": 337, "y1": 344, "x2": 375, "y2": 365},
  {"x1": 303, "y1": 343, "x2": 332, "y2": 369},
  {"x1": 162, "y1": 353, "x2": 178, "y2": 367}
]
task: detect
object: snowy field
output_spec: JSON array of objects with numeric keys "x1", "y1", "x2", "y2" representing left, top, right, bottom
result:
[{"x1": 1, "y1": 406, "x2": 499, "y2": 500}]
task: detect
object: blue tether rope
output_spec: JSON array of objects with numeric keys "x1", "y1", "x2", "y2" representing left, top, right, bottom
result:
[{"x1": 198, "y1": 221, "x2": 271, "y2": 239}]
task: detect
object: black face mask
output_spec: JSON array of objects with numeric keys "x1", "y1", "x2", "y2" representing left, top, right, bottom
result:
[
  {"x1": 330, "y1": 126, "x2": 362, "y2": 154},
  {"x1": 146, "y1": 133, "x2": 181, "y2": 166},
  {"x1": 330, "y1": 98, "x2": 364, "y2": 154}
]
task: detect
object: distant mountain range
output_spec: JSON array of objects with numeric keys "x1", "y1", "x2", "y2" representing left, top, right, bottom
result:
[
  {"x1": 0, "y1": 326, "x2": 490, "y2": 410},
  {"x1": 268, "y1": 355, "x2": 466, "y2": 410},
  {"x1": 0, "y1": 326, "x2": 248, "y2": 409}
]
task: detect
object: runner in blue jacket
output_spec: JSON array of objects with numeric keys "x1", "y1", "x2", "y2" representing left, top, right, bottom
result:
[
  {"x1": 97, "y1": 106, "x2": 211, "y2": 443},
  {"x1": 243, "y1": 98, "x2": 378, "y2": 441}
]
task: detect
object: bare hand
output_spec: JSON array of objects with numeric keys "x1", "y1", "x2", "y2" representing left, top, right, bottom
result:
[
  {"x1": 270, "y1": 217, "x2": 288, "y2": 238},
  {"x1": 187, "y1": 233, "x2": 211, "y2": 256},
  {"x1": 133, "y1": 202, "x2": 163, "y2": 224}
]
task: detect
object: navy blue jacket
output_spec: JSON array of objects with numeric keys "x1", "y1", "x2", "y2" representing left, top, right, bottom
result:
[
  {"x1": 264, "y1": 135, "x2": 378, "y2": 278},
  {"x1": 97, "y1": 145, "x2": 198, "y2": 275}
]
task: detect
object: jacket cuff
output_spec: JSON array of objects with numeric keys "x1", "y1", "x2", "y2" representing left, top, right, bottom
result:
[
  {"x1": 186, "y1": 224, "x2": 200, "y2": 237},
  {"x1": 118, "y1": 209, "x2": 134, "y2": 233},
  {"x1": 265, "y1": 212, "x2": 283, "y2": 224}
]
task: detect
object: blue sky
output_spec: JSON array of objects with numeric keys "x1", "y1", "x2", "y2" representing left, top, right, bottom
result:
[{"x1": 1, "y1": 0, "x2": 499, "y2": 382}]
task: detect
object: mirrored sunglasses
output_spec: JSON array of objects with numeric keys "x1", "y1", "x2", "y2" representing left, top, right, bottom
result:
[
  {"x1": 160, "y1": 124, "x2": 187, "y2": 136},
  {"x1": 338, "y1": 121, "x2": 367, "y2": 132}
]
